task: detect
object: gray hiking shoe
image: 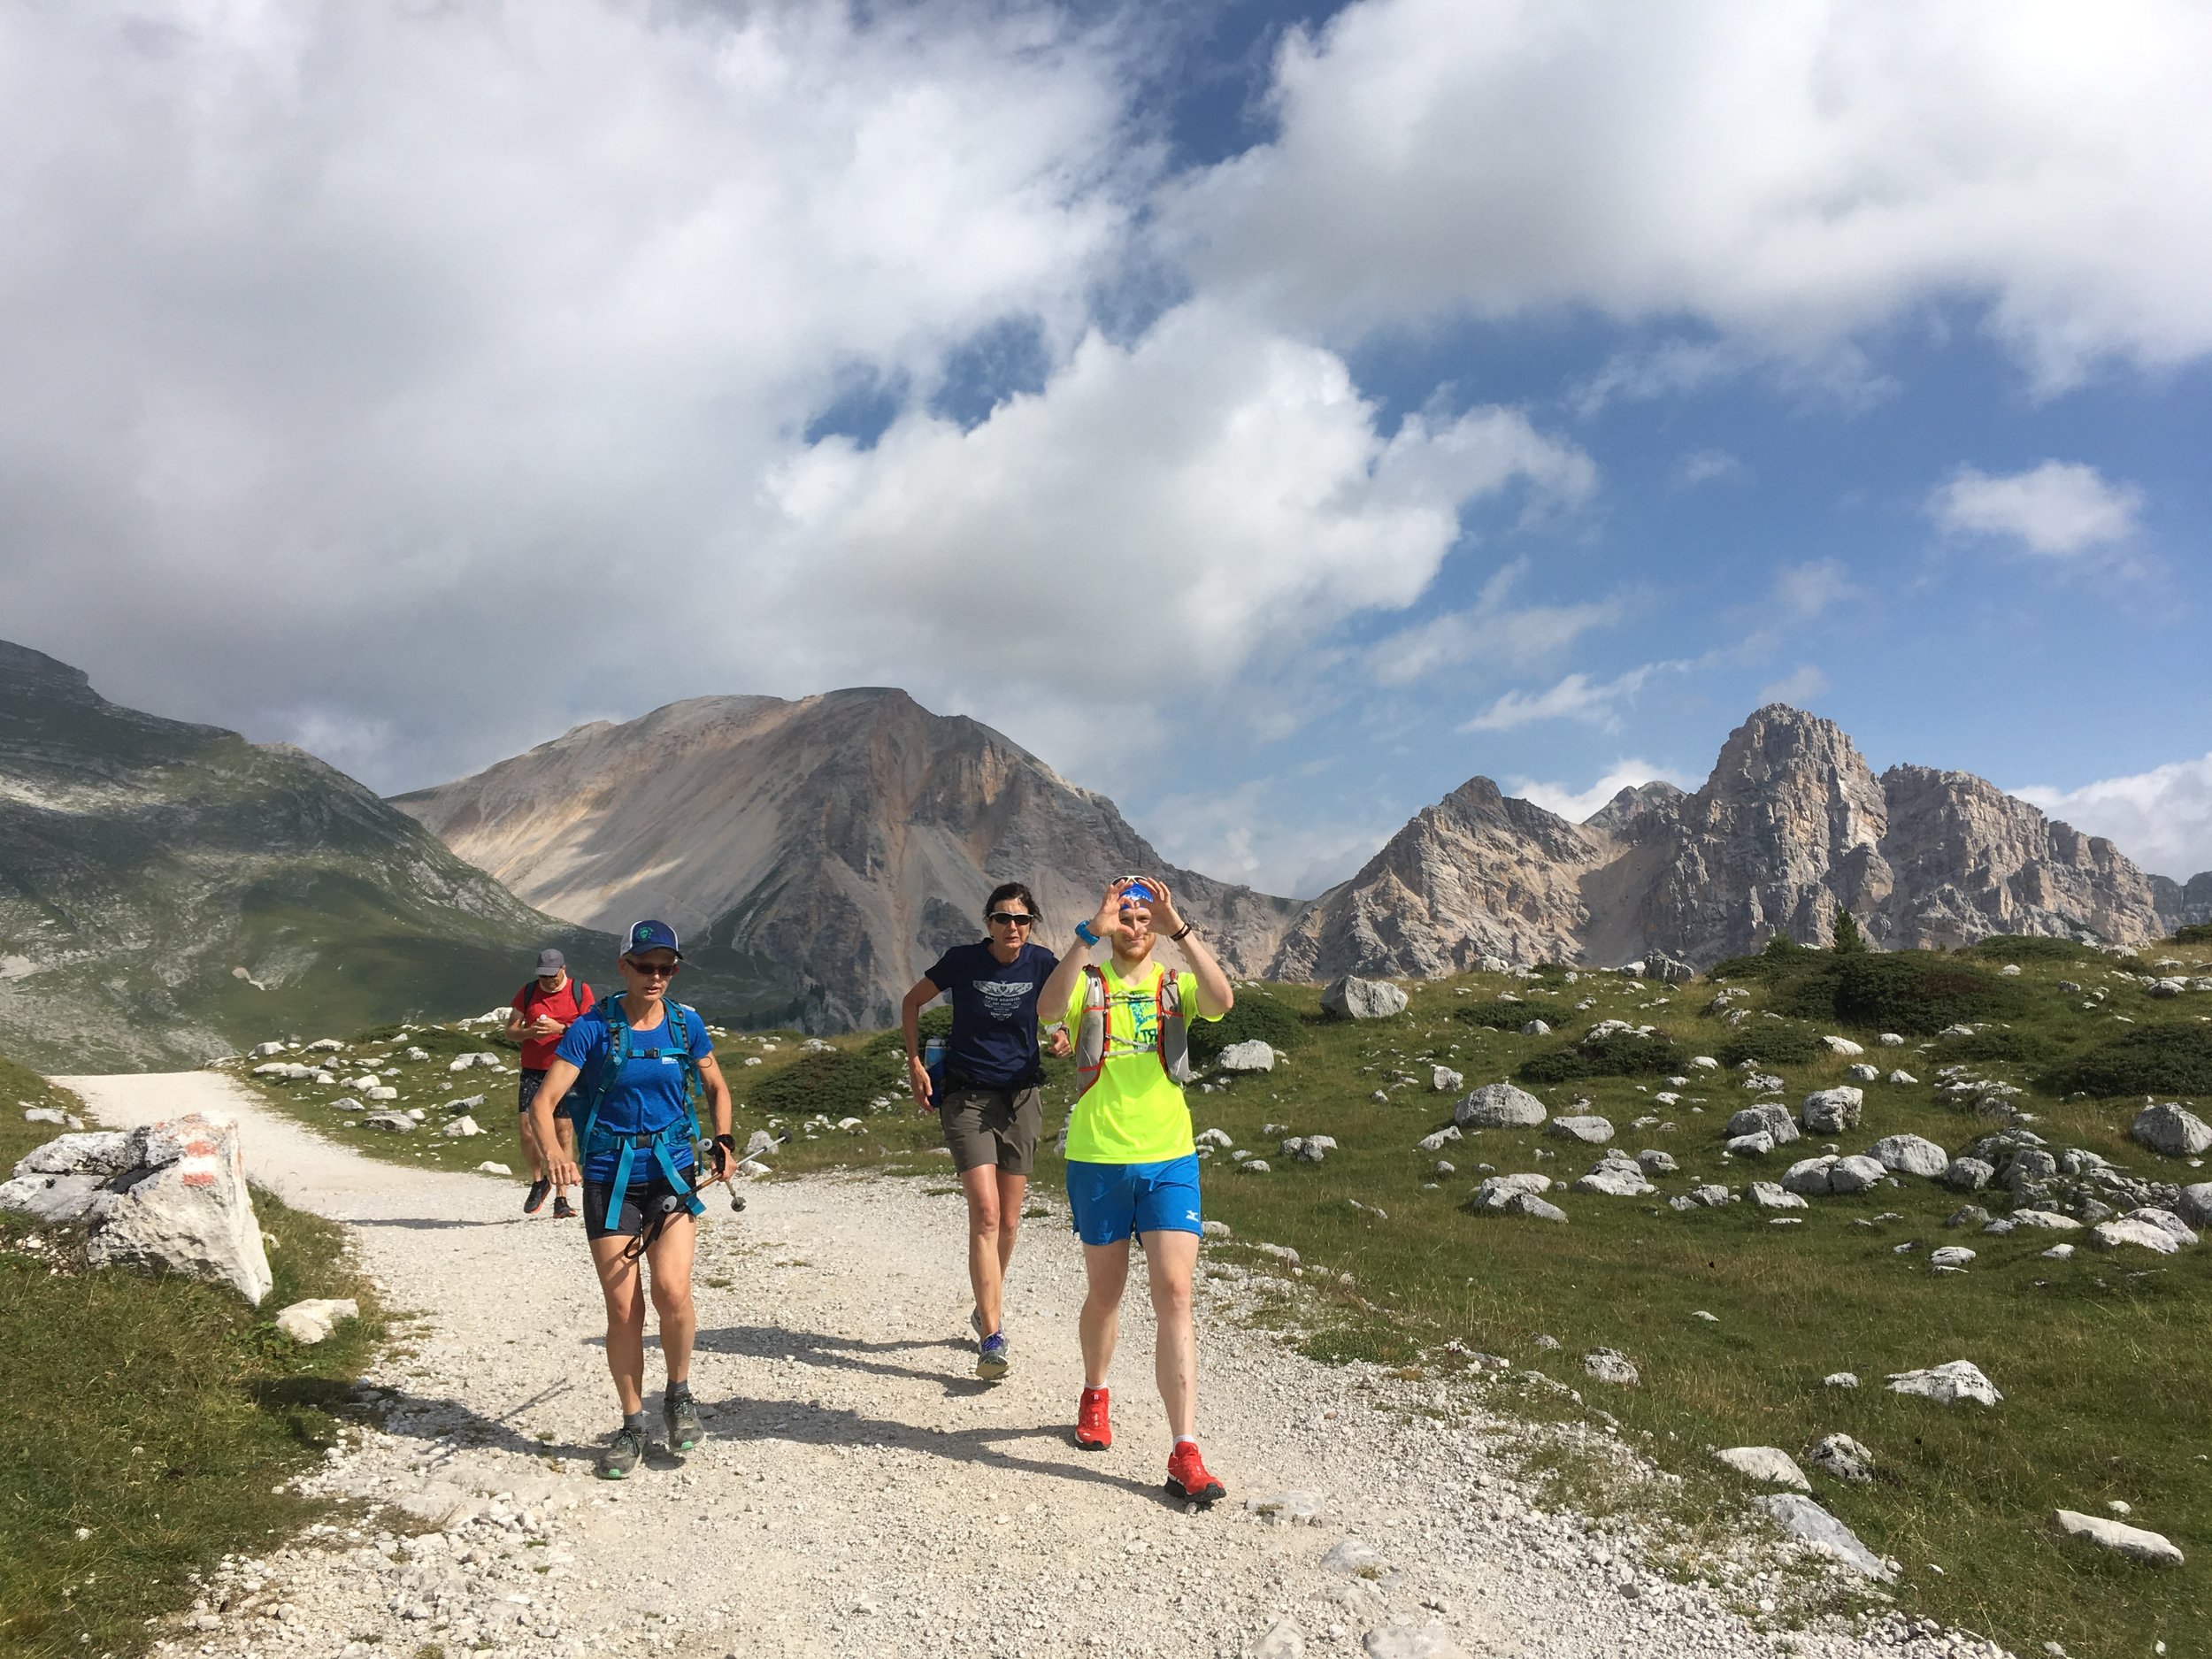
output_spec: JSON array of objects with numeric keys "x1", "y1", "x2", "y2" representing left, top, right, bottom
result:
[
  {"x1": 597, "y1": 1422, "x2": 647, "y2": 1480},
  {"x1": 975, "y1": 1330, "x2": 1010, "y2": 1381},
  {"x1": 664, "y1": 1390, "x2": 704, "y2": 1452}
]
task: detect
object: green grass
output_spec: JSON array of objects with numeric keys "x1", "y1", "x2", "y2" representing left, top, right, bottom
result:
[
  {"x1": 217, "y1": 938, "x2": 2212, "y2": 1656},
  {"x1": 0, "y1": 1051, "x2": 384, "y2": 1658}
]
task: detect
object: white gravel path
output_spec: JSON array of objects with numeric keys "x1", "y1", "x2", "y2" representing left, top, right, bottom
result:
[{"x1": 59, "y1": 1072, "x2": 2005, "y2": 1659}]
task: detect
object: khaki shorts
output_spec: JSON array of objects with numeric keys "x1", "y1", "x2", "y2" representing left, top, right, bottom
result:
[{"x1": 939, "y1": 1085, "x2": 1044, "y2": 1176}]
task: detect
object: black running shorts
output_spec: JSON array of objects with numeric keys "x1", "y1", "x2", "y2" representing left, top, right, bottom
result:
[{"x1": 580, "y1": 1175, "x2": 693, "y2": 1240}]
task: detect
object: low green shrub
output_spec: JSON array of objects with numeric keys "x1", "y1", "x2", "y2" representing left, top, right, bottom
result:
[
  {"x1": 1715, "y1": 1023, "x2": 1827, "y2": 1069},
  {"x1": 1709, "y1": 933, "x2": 1817, "y2": 982},
  {"x1": 1519, "y1": 1027, "x2": 1679, "y2": 1083},
  {"x1": 741, "y1": 1048, "x2": 897, "y2": 1118},
  {"x1": 1455, "y1": 998, "x2": 1579, "y2": 1032},
  {"x1": 1966, "y1": 934, "x2": 2098, "y2": 964},
  {"x1": 1768, "y1": 953, "x2": 2028, "y2": 1035},
  {"x1": 2175, "y1": 922, "x2": 2212, "y2": 945},
  {"x1": 1189, "y1": 994, "x2": 1305, "y2": 1067},
  {"x1": 2041, "y1": 1024, "x2": 2212, "y2": 1097}
]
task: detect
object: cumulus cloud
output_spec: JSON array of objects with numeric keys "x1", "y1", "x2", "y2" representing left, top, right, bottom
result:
[
  {"x1": 1509, "y1": 759, "x2": 1698, "y2": 825},
  {"x1": 758, "y1": 302, "x2": 1594, "y2": 714},
  {"x1": 0, "y1": 1, "x2": 1144, "y2": 783},
  {"x1": 1171, "y1": 0, "x2": 2212, "y2": 386},
  {"x1": 2016, "y1": 754, "x2": 2212, "y2": 880},
  {"x1": 1926, "y1": 461, "x2": 2145, "y2": 556}
]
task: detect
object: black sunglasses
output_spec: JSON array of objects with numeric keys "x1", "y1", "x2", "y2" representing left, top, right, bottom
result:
[
  {"x1": 624, "y1": 959, "x2": 680, "y2": 978},
  {"x1": 987, "y1": 911, "x2": 1035, "y2": 926}
]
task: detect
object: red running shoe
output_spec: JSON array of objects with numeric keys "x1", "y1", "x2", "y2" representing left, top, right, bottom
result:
[
  {"x1": 1165, "y1": 1440, "x2": 1225, "y2": 1503},
  {"x1": 1073, "y1": 1386, "x2": 1112, "y2": 1450}
]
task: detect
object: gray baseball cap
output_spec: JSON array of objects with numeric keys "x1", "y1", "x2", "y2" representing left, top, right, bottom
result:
[{"x1": 534, "y1": 949, "x2": 566, "y2": 976}]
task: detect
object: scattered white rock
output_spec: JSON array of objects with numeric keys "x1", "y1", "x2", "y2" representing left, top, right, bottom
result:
[
  {"x1": 1321, "y1": 976, "x2": 1409, "y2": 1020},
  {"x1": 1807, "y1": 1433, "x2": 1875, "y2": 1482},
  {"x1": 1868, "y1": 1134, "x2": 1948, "y2": 1179},
  {"x1": 1714, "y1": 1447, "x2": 1810, "y2": 1490},
  {"x1": 1746, "y1": 1182, "x2": 1807, "y2": 1210},
  {"x1": 1430, "y1": 1065, "x2": 1463, "y2": 1092},
  {"x1": 1454, "y1": 1082, "x2": 1548, "y2": 1130},
  {"x1": 1822, "y1": 1035, "x2": 1865, "y2": 1056},
  {"x1": 1886, "y1": 1360, "x2": 2001, "y2": 1407},
  {"x1": 1755, "y1": 1494, "x2": 1894, "y2": 1579},
  {"x1": 2090, "y1": 1216, "x2": 2190, "y2": 1255},
  {"x1": 1824, "y1": 1372, "x2": 1859, "y2": 1388},
  {"x1": 2051, "y1": 1509, "x2": 2184, "y2": 1566},
  {"x1": 1217, "y1": 1040, "x2": 1278, "y2": 1073},
  {"x1": 1583, "y1": 1348, "x2": 1639, "y2": 1386},
  {"x1": 1415, "y1": 1126, "x2": 1462, "y2": 1153},
  {"x1": 439, "y1": 1116, "x2": 484, "y2": 1138},
  {"x1": 1800, "y1": 1087, "x2": 1863, "y2": 1134},
  {"x1": 1928, "y1": 1246, "x2": 1975, "y2": 1271},
  {"x1": 1547, "y1": 1114, "x2": 1615, "y2": 1145},
  {"x1": 2131, "y1": 1103, "x2": 2212, "y2": 1157},
  {"x1": 273, "y1": 1297, "x2": 360, "y2": 1345},
  {"x1": 0, "y1": 1117, "x2": 273, "y2": 1304},
  {"x1": 1361, "y1": 1624, "x2": 1469, "y2": 1658},
  {"x1": 475, "y1": 1161, "x2": 512, "y2": 1176}
]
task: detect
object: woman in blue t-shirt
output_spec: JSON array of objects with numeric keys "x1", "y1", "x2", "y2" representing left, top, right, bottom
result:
[
  {"x1": 532, "y1": 919, "x2": 734, "y2": 1479},
  {"x1": 899, "y1": 881, "x2": 1070, "y2": 1380}
]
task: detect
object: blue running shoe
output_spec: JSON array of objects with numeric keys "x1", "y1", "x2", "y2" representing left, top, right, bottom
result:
[{"x1": 975, "y1": 1331, "x2": 1010, "y2": 1380}]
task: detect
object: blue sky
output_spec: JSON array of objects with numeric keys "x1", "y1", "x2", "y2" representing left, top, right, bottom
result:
[{"x1": 4, "y1": 0, "x2": 2208, "y2": 894}]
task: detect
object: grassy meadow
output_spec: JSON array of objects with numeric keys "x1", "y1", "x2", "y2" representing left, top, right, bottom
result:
[
  {"x1": 220, "y1": 936, "x2": 2212, "y2": 1659},
  {"x1": 0, "y1": 1053, "x2": 384, "y2": 1659}
]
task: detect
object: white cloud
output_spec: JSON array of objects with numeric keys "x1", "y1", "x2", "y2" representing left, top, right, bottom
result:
[
  {"x1": 1509, "y1": 759, "x2": 1698, "y2": 825},
  {"x1": 1771, "y1": 560, "x2": 1854, "y2": 621},
  {"x1": 755, "y1": 301, "x2": 1594, "y2": 744},
  {"x1": 1459, "y1": 661, "x2": 1679, "y2": 733},
  {"x1": 1677, "y1": 449, "x2": 1749, "y2": 488},
  {"x1": 1756, "y1": 664, "x2": 1831, "y2": 705},
  {"x1": 1926, "y1": 461, "x2": 2145, "y2": 556},
  {"x1": 1171, "y1": 0, "x2": 2212, "y2": 387},
  {"x1": 1367, "y1": 558, "x2": 1615, "y2": 686},
  {"x1": 0, "y1": 1, "x2": 1145, "y2": 784},
  {"x1": 2016, "y1": 753, "x2": 2212, "y2": 880}
]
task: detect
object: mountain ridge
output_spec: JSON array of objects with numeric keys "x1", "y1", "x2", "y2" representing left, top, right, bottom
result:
[{"x1": 393, "y1": 688, "x2": 1301, "y2": 1030}]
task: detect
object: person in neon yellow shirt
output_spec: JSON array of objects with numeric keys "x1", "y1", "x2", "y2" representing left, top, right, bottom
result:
[{"x1": 1038, "y1": 875, "x2": 1234, "y2": 1503}]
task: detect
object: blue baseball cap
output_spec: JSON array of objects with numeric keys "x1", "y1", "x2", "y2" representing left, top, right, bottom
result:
[{"x1": 623, "y1": 919, "x2": 682, "y2": 959}]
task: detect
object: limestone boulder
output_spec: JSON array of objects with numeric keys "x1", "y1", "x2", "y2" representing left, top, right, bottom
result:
[
  {"x1": 0, "y1": 1116, "x2": 273, "y2": 1304},
  {"x1": 1453, "y1": 1082, "x2": 1548, "y2": 1130},
  {"x1": 1321, "y1": 976, "x2": 1409, "y2": 1020}
]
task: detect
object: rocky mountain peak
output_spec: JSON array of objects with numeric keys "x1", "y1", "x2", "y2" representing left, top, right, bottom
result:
[
  {"x1": 397, "y1": 687, "x2": 1297, "y2": 1030},
  {"x1": 0, "y1": 639, "x2": 97, "y2": 702}
]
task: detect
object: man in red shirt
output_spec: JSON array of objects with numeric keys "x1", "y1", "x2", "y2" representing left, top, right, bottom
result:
[{"x1": 508, "y1": 949, "x2": 596, "y2": 1217}]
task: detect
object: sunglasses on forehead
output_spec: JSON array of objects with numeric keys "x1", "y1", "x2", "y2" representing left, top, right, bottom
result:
[{"x1": 987, "y1": 910, "x2": 1035, "y2": 926}]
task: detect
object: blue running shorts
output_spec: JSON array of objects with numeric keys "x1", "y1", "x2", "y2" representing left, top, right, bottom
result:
[{"x1": 1066, "y1": 1155, "x2": 1203, "y2": 1245}]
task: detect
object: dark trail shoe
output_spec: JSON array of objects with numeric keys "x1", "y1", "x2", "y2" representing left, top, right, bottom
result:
[
  {"x1": 523, "y1": 1178, "x2": 551, "y2": 1215},
  {"x1": 551, "y1": 1194, "x2": 577, "y2": 1220},
  {"x1": 664, "y1": 1391, "x2": 704, "y2": 1452},
  {"x1": 597, "y1": 1423, "x2": 647, "y2": 1480}
]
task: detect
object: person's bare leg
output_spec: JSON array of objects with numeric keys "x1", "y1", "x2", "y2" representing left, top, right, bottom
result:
[
  {"x1": 590, "y1": 1237, "x2": 648, "y2": 1415},
  {"x1": 519, "y1": 1111, "x2": 545, "y2": 1182},
  {"x1": 960, "y1": 1164, "x2": 1007, "y2": 1334},
  {"x1": 1144, "y1": 1229, "x2": 1201, "y2": 1439},
  {"x1": 644, "y1": 1216, "x2": 697, "y2": 1386},
  {"x1": 995, "y1": 1171, "x2": 1026, "y2": 1280},
  {"x1": 1079, "y1": 1239, "x2": 1132, "y2": 1387}
]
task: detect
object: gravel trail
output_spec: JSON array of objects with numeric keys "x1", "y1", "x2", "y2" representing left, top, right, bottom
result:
[{"x1": 60, "y1": 1072, "x2": 1998, "y2": 1659}]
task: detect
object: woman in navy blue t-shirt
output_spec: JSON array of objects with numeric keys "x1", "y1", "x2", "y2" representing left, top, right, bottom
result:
[{"x1": 899, "y1": 881, "x2": 1069, "y2": 1380}]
